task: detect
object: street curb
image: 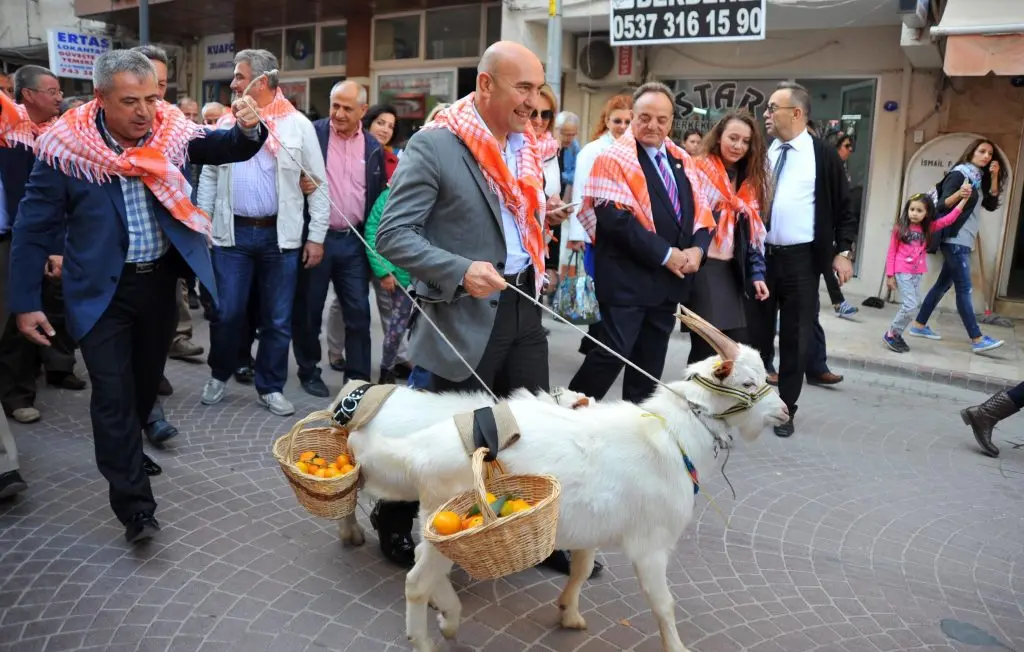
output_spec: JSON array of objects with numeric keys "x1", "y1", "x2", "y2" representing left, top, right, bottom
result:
[{"x1": 826, "y1": 352, "x2": 1016, "y2": 395}]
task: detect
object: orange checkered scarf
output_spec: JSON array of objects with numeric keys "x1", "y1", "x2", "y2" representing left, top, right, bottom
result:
[
  {"x1": 217, "y1": 89, "x2": 294, "y2": 155},
  {"x1": 578, "y1": 130, "x2": 714, "y2": 242},
  {"x1": 425, "y1": 94, "x2": 546, "y2": 294},
  {"x1": 537, "y1": 130, "x2": 559, "y2": 162},
  {"x1": 0, "y1": 92, "x2": 56, "y2": 150},
  {"x1": 34, "y1": 99, "x2": 211, "y2": 236},
  {"x1": 694, "y1": 154, "x2": 766, "y2": 254}
]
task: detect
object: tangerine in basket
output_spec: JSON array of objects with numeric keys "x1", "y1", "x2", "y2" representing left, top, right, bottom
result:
[
  {"x1": 311, "y1": 457, "x2": 327, "y2": 468},
  {"x1": 339, "y1": 463, "x2": 355, "y2": 475},
  {"x1": 336, "y1": 454, "x2": 351, "y2": 467},
  {"x1": 299, "y1": 451, "x2": 317, "y2": 463},
  {"x1": 295, "y1": 461, "x2": 310, "y2": 474},
  {"x1": 314, "y1": 468, "x2": 328, "y2": 478},
  {"x1": 462, "y1": 515, "x2": 484, "y2": 530},
  {"x1": 433, "y1": 511, "x2": 462, "y2": 536}
]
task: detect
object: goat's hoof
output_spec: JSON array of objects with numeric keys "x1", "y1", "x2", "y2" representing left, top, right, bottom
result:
[
  {"x1": 559, "y1": 611, "x2": 588, "y2": 630},
  {"x1": 408, "y1": 637, "x2": 437, "y2": 652},
  {"x1": 338, "y1": 522, "x2": 366, "y2": 547},
  {"x1": 437, "y1": 612, "x2": 459, "y2": 639}
]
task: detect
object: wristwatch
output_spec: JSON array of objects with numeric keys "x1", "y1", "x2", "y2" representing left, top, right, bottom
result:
[{"x1": 838, "y1": 250, "x2": 852, "y2": 260}]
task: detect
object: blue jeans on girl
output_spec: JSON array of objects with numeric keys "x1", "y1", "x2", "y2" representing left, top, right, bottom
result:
[{"x1": 914, "y1": 244, "x2": 981, "y2": 339}]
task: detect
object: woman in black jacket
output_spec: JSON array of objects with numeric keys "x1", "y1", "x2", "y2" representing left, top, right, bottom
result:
[{"x1": 906, "y1": 138, "x2": 1008, "y2": 353}]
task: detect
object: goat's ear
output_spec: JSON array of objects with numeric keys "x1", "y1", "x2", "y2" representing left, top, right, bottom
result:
[{"x1": 713, "y1": 360, "x2": 734, "y2": 380}]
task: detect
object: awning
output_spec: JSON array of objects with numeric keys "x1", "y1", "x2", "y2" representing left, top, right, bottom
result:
[{"x1": 932, "y1": 0, "x2": 1024, "y2": 76}]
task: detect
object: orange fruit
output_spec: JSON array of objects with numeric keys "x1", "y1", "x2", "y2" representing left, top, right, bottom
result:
[
  {"x1": 339, "y1": 464, "x2": 355, "y2": 475},
  {"x1": 433, "y1": 511, "x2": 462, "y2": 536},
  {"x1": 299, "y1": 451, "x2": 316, "y2": 463},
  {"x1": 314, "y1": 468, "x2": 328, "y2": 478},
  {"x1": 295, "y1": 461, "x2": 309, "y2": 474},
  {"x1": 311, "y1": 457, "x2": 326, "y2": 468},
  {"x1": 336, "y1": 454, "x2": 351, "y2": 468},
  {"x1": 324, "y1": 468, "x2": 340, "y2": 479},
  {"x1": 462, "y1": 515, "x2": 484, "y2": 531},
  {"x1": 328, "y1": 463, "x2": 339, "y2": 472},
  {"x1": 510, "y1": 499, "x2": 531, "y2": 513}
]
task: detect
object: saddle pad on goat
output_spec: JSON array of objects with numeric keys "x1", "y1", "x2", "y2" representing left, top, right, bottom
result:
[
  {"x1": 330, "y1": 380, "x2": 398, "y2": 431},
  {"x1": 453, "y1": 403, "x2": 520, "y2": 462}
]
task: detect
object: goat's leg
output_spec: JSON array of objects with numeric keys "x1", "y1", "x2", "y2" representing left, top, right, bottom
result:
[
  {"x1": 429, "y1": 563, "x2": 461, "y2": 639},
  {"x1": 557, "y1": 549, "x2": 596, "y2": 630},
  {"x1": 405, "y1": 541, "x2": 452, "y2": 652},
  {"x1": 337, "y1": 513, "x2": 366, "y2": 546},
  {"x1": 633, "y1": 550, "x2": 690, "y2": 652}
]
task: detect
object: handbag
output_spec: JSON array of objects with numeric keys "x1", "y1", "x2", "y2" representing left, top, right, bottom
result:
[{"x1": 553, "y1": 251, "x2": 601, "y2": 325}]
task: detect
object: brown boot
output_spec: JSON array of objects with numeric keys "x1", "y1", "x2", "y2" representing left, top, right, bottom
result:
[{"x1": 961, "y1": 391, "x2": 1019, "y2": 458}]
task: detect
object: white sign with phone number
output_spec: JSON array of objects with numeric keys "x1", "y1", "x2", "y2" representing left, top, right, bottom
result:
[{"x1": 610, "y1": 0, "x2": 766, "y2": 46}]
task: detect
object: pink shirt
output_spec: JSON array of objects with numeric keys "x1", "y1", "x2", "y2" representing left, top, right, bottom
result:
[
  {"x1": 885, "y1": 205, "x2": 963, "y2": 276},
  {"x1": 327, "y1": 125, "x2": 367, "y2": 231}
]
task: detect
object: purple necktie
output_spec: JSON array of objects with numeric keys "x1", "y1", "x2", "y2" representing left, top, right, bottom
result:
[{"x1": 655, "y1": 152, "x2": 681, "y2": 223}]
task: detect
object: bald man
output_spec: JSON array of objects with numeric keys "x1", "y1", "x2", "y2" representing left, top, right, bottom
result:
[
  {"x1": 291, "y1": 80, "x2": 385, "y2": 396},
  {"x1": 374, "y1": 42, "x2": 585, "y2": 574}
]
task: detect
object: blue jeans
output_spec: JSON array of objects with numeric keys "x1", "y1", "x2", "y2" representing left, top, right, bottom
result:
[
  {"x1": 209, "y1": 226, "x2": 300, "y2": 394},
  {"x1": 914, "y1": 243, "x2": 981, "y2": 339},
  {"x1": 292, "y1": 230, "x2": 372, "y2": 381}
]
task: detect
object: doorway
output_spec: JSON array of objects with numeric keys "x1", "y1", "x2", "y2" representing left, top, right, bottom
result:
[{"x1": 1005, "y1": 198, "x2": 1024, "y2": 297}]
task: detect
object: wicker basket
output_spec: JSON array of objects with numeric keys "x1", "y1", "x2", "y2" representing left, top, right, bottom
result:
[
  {"x1": 273, "y1": 409, "x2": 359, "y2": 520},
  {"x1": 423, "y1": 448, "x2": 560, "y2": 580}
]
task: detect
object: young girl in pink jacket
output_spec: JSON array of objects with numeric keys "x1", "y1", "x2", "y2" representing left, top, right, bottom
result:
[{"x1": 883, "y1": 187, "x2": 970, "y2": 352}]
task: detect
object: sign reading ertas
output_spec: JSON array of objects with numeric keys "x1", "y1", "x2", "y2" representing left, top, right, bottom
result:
[
  {"x1": 202, "y1": 33, "x2": 236, "y2": 81},
  {"x1": 47, "y1": 28, "x2": 112, "y2": 80},
  {"x1": 610, "y1": 0, "x2": 766, "y2": 47}
]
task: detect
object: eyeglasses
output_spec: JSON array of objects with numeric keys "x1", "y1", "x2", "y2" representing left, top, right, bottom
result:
[
  {"x1": 841, "y1": 142, "x2": 854, "y2": 150},
  {"x1": 765, "y1": 104, "x2": 795, "y2": 115},
  {"x1": 29, "y1": 87, "x2": 63, "y2": 98},
  {"x1": 530, "y1": 109, "x2": 553, "y2": 121},
  {"x1": 610, "y1": 118, "x2": 631, "y2": 126}
]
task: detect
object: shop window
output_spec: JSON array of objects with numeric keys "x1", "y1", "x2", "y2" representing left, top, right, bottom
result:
[
  {"x1": 284, "y1": 27, "x2": 316, "y2": 72},
  {"x1": 253, "y1": 30, "x2": 283, "y2": 64},
  {"x1": 486, "y1": 5, "x2": 502, "y2": 46},
  {"x1": 309, "y1": 76, "x2": 345, "y2": 121},
  {"x1": 376, "y1": 70, "x2": 456, "y2": 147},
  {"x1": 425, "y1": 6, "x2": 482, "y2": 60},
  {"x1": 320, "y1": 24, "x2": 347, "y2": 68},
  {"x1": 375, "y1": 15, "x2": 421, "y2": 61}
]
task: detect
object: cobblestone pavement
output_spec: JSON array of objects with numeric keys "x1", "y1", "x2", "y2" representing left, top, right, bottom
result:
[{"x1": 2, "y1": 313, "x2": 1024, "y2": 652}]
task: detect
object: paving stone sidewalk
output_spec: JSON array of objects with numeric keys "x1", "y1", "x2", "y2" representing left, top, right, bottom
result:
[{"x1": 2, "y1": 311, "x2": 1023, "y2": 652}]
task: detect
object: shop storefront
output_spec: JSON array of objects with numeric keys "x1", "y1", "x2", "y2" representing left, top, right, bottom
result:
[{"x1": 251, "y1": 22, "x2": 349, "y2": 119}]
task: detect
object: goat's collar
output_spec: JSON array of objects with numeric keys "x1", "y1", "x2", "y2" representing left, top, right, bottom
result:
[{"x1": 688, "y1": 374, "x2": 774, "y2": 419}]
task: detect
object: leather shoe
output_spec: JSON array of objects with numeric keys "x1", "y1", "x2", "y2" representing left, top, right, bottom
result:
[
  {"x1": 234, "y1": 366, "x2": 255, "y2": 385},
  {"x1": 807, "y1": 372, "x2": 843, "y2": 386},
  {"x1": 329, "y1": 357, "x2": 346, "y2": 373},
  {"x1": 158, "y1": 376, "x2": 174, "y2": 397},
  {"x1": 300, "y1": 371, "x2": 330, "y2": 398},
  {"x1": 369, "y1": 503, "x2": 416, "y2": 567},
  {"x1": 46, "y1": 372, "x2": 87, "y2": 391},
  {"x1": 774, "y1": 418, "x2": 795, "y2": 438},
  {"x1": 142, "y1": 454, "x2": 162, "y2": 476},
  {"x1": 0, "y1": 470, "x2": 28, "y2": 500},
  {"x1": 766, "y1": 373, "x2": 779, "y2": 386},
  {"x1": 541, "y1": 550, "x2": 603, "y2": 578},
  {"x1": 145, "y1": 420, "x2": 179, "y2": 446},
  {"x1": 125, "y1": 512, "x2": 160, "y2": 544}
]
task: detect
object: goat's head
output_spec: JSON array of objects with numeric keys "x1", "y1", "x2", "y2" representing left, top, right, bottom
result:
[{"x1": 674, "y1": 307, "x2": 789, "y2": 441}]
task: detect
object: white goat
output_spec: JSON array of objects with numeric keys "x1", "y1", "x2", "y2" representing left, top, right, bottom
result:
[
  {"x1": 338, "y1": 386, "x2": 591, "y2": 546},
  {"x1": 348, "y1": 311, "x2": 789, "y2": 652}
]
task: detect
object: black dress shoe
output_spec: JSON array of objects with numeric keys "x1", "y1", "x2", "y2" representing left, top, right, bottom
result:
[
  {"x1": 378, "y1": 367, "x2": 398, "y2": 385},
  {"x1": 300, "y1": 374, "x2": 330, "y2": 398},
  {"x1": 158, "y1": 376, "x2": 173, "y2": 397},
  {"x1": 541, "y1": 550, "x2": 603, "y2": 578},
  {"x1": 0, "y1": 470, "x2": 28, "y2": 500},
  {"x1": 329, "y1": 358, "x2": 346, "y2": 373},
  {"x1": 142, "y1": 454, "x2": 162, "y2": 476},
  {"x1": 234, "y1": 366, "x2": 255, "y2": 385},
  {"x1": 125, "y1": 512, "x2": 160, "y2": 544},
  {"x1": 774, "y1": 419, "x2": 795, "y2": 438},
  {"x1": 144, "y1": 420, "x2": 179, "y2": 446},
  {"x1": 370, "y1": 501, "x2": 417, "y2": 568},
  {"x1": 46, "y1": 372, "x2": 87, "y2": 391},
  {"x1": 393, "y1": 362, "x2": 412, "y2": 379}
]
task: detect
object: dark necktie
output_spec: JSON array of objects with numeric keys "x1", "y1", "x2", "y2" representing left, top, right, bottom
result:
[{"x1": 766, "y1": 143, "x2": 792, "y2": 230}]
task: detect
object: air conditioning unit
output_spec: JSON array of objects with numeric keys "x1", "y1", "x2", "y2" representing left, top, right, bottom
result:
[{"x1": 576, "y1": 37, "x2": 641, "y2": 87}]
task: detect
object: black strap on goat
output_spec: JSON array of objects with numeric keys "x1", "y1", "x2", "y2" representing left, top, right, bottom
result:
[
  {"x1": 333, "y1": 382, "x2": 372, "y2": 426},
  {"x1": 689, "y1": 375, "x2": 774, "y2": 418},
  {"x1": 471, "y1": 407, "x2": 501, "y2": 463}
]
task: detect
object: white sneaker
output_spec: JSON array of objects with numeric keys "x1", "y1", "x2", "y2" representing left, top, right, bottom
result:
[
  {"x1": 201, "y1": 379, "x2": 226, "y2": 405},
  {"x1": 258, "y1": 392, "x2": 295, "y2": 416}
]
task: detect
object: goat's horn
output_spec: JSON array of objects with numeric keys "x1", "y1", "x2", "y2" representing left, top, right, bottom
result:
[{"x1": 676, "y1": 306, "x2": 741, "y2": 361}]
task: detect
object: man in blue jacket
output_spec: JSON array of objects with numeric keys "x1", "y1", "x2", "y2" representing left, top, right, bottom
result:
[{"x1": 9, "y1": 50, "x2": 266, "y2": 543}]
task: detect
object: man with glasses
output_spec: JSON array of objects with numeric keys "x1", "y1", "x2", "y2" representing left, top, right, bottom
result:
[
  {"x1": 0, "y1": 65, "x2": 86, "y2": 427},
  {"x1": 753, "y1": 82, "x2": 858, "y2": 438}
]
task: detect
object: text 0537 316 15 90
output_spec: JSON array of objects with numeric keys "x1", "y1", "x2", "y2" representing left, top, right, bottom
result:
[{"x1": 610, "y1": 0, "x2": 765, "y2": 47}]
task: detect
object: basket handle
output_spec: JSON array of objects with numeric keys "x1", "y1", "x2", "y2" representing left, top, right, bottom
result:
[
  {"x1": 285, "y1": 409, "x2": 339, "y2": 461},
  {"x1": 471, "y1": 447, "x2": 500, "y2": 525}
]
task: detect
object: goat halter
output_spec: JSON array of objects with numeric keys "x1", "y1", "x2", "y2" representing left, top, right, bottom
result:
[{"x1": 689, "y1": 374, "x2": 774, "y2": 419}]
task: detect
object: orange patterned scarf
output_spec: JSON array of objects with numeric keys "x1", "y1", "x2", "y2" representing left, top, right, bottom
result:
[
  {"x1": 537, "y1": 131, "x2": 559, "y2": 162},
  {"x1": 693, "y1": 154, "x2": 767, "y2": 253},
  {"x1": 217, "y1": 89, "x2": 294, "y2": 155},
  {"x1": 578, "y1": 130, "x2": 714, "y2": 242},
  {"x1": 425, "y1": 94, "x2": 546, "y2": 294},
  {"x1": 0, "y1": 92, "x2": 57, "y2": 150},
  {"x1": 34, "y1": 99, "x2": 211, "y2": 236}
]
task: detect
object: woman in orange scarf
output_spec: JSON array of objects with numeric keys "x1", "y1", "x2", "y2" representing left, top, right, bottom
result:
[{"x1": 688, "y1": 110, "x2": 771, "y2": 365}]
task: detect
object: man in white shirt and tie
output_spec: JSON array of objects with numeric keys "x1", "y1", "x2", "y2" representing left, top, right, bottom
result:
[{"x1": 755, "y1": 82, "x2": 858, "y2": 438}]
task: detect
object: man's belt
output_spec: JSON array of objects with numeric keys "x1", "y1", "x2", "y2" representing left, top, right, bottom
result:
[
  {"x1": 235, "y1": 215, "x2": 277, "y2": 227},
  {"x1": 503, "y1": 267, "x2": 534, "y2": 288}
]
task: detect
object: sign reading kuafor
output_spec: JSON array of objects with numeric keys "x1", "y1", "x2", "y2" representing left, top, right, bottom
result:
[{"x1": 610, "y1": 0, "x2": 766, "y2": 47}]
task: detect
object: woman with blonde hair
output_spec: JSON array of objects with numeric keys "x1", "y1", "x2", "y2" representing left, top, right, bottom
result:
[
  {"x1": 688, "y1": 109, "x2": 771, "y2": 363},
  {"x1": 530, "y1": 86, "x2": 565, "y2": 295}
]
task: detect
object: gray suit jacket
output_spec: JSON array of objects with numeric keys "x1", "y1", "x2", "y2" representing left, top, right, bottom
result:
[{"x1": 376, "y1": 127, "x2": 539, "y2": 382}]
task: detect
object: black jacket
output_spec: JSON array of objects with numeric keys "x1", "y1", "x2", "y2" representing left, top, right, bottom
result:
[
  {"x1": 592, "y1": 142, "x2": 713, "y2": 307},
  {"x1": 928, "y1": 168, "x2": 999, "y2": 252}
]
